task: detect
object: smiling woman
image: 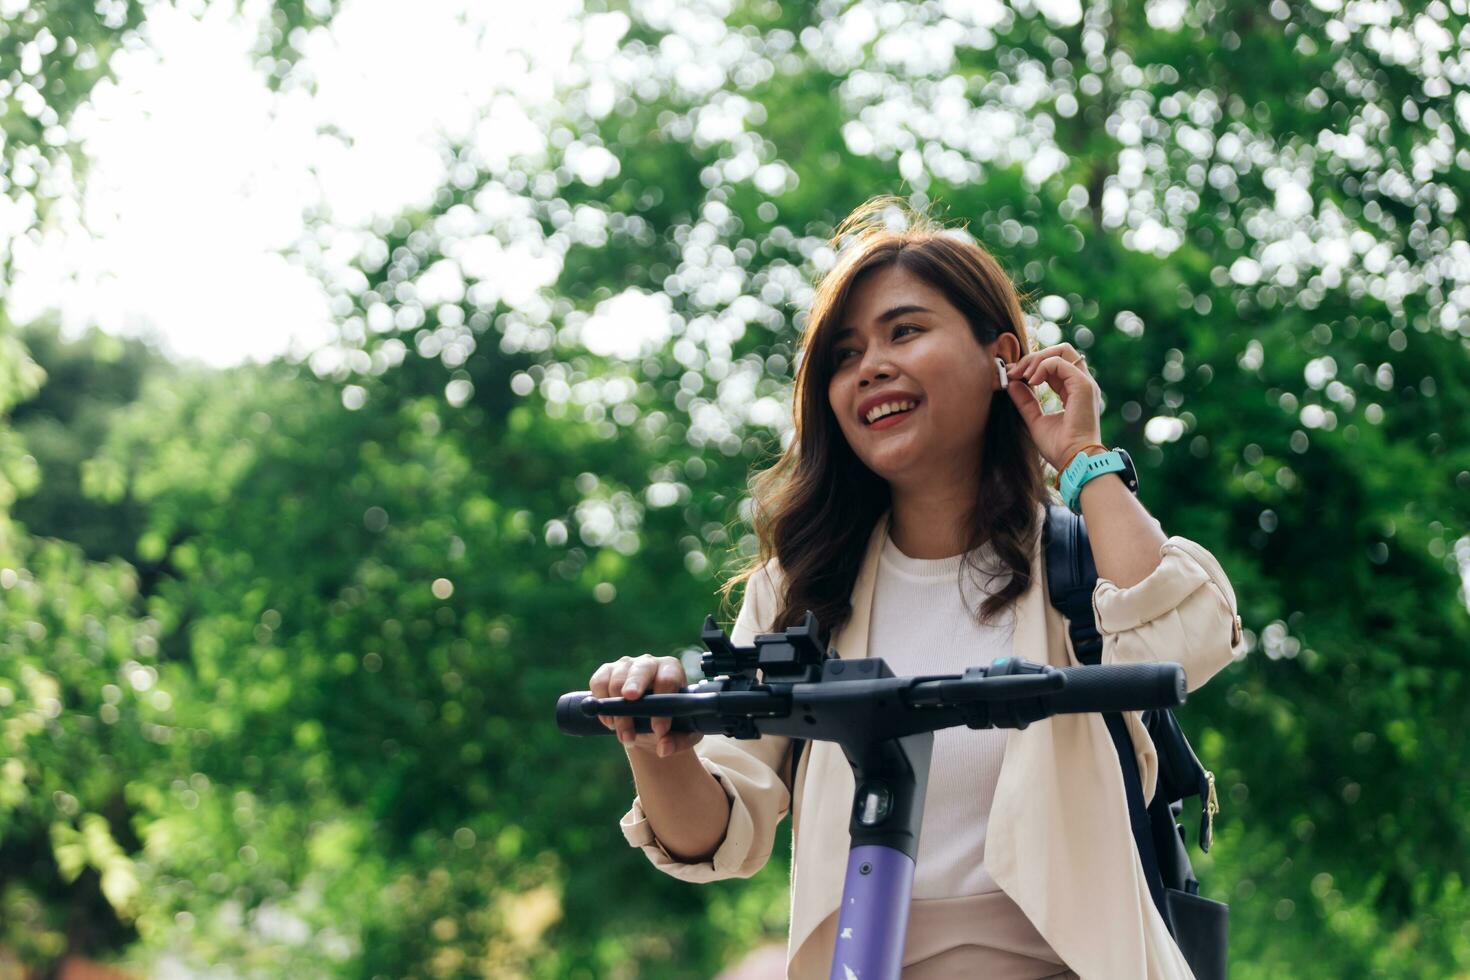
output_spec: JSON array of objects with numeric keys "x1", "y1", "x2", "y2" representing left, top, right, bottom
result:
[
  {"x1": 827, "y1": 265, "x2": 1027, "y2": 560},
  {"x1": 614, "y1": 194, "x2": 1245, "y2": 979},
  {"x1": 720, "y1": 195, "x2": 1046, "y2": 635}
]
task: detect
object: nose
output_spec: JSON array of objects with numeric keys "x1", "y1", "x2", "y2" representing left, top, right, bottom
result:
[{"x1": 856, "y1": 349, "x2": 896, "y2": 387}]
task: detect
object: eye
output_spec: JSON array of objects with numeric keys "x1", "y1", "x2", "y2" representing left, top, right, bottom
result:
[{"x1": 832, "y1": 324, "x2": 921, "y2": 366}]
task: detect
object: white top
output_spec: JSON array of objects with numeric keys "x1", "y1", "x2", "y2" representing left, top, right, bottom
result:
[{"x1": 870, "y1": 532, "x2": 1017, "y2": 900}]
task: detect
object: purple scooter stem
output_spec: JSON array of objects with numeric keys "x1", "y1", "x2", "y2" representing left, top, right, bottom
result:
[{"x1": 829, "y1": 845, "x2": 915, "y2": 980}]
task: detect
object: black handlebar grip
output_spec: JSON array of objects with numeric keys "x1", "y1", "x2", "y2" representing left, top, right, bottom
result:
[
  {"x1": 556, "y1": 692, "x2": 699, "y2": 737},
  {"x1": 557, "y1": 692, "x2": 615, "y2": 736},
  {"x1": 1050, "y1": 663, "x2": 1186, "y2": 715}
]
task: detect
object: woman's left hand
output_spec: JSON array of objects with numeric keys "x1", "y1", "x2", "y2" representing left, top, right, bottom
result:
[{"x1": 1006, "y1": 342, "x2": 1105, "y2": 472}]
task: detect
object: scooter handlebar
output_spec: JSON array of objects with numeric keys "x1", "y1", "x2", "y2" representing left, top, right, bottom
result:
[
  {"x1": 556, "y1": 660, "x2": 1187, "y2": 738},
  {"x1": 1051, "y1": 662, "x2": 1186, "y2": 714},
  {"x1": 556, "y1": 691, "x2": 700, "y2": 737}
]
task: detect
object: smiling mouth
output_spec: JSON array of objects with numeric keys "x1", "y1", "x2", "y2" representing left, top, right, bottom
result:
[{"x1": 858, "y1": 399, "x2": 917, "y2": 426}]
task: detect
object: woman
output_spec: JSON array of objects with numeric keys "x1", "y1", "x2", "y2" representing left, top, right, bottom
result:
[{"x1": 592, "y1": 196, "x2": 1245, "y2": 978}]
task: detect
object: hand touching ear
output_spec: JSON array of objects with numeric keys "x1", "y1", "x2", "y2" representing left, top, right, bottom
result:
[{"x1": 1003, "y1": 343, "x2": 1104, "y2": 472}]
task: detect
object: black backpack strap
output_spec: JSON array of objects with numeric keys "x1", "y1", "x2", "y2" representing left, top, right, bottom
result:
[
  {"x1": 1040, "y1": 502, "x2": 1216, "y2": 851},
  {"x1": 1148, "y1": 706, "x2": 1216, "y2": 853},
  {"x1": 787, "y1": 736, "x2": 805, "y2": 793},
  {"x1": 1043, "y1": 503, "x2": 1173, "y2": 932},
  {"x1": 1041, "y1": 502, "x2": 1107, "y2": 660}
]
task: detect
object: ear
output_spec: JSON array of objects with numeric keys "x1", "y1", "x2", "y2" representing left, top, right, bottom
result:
[{"x1": 989, "y1": 332, "x2": 1023, "y2": 364}]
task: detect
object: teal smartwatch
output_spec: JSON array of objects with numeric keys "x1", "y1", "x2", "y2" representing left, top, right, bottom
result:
[{"x1": 1060, "y1": 446, "x2": 1138, "y2": 513}]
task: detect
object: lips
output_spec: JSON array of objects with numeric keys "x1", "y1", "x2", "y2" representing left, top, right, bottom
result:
[
  {"x1": 868, "y1": 405, "x2": 918, "y2": 430},
  {"x1": 864, "y1": 402, "x2": 911, "y2": 426},
  {"x1": 858, "y1": 391, "x2": 923, "y2": 426}
]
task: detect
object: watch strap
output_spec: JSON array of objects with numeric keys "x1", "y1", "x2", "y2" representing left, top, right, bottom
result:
[{"x1": 1061, "y1": 447, "x2": 1125, "y2": 512}]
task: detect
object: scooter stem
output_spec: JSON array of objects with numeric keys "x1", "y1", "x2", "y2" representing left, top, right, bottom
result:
[
  {"x1": 827, "y1": 704, "x2": 935, "y2": 979},
  {"x1": 831, "y1": 844, "x2": 916, "y2": 980}
]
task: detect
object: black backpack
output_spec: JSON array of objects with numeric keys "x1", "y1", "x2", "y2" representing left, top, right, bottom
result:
[
  {"x1": 781, "y1": 505, "x2": 1228, "y2": 979},
  {"x1": 1043, "y1": 503, "x2": 1227, "y2": 980}
]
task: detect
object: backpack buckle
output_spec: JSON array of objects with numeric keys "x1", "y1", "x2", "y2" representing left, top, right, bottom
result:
[{"x1": 1203, "y1": 770, "x2": 1219, "y2": 851}]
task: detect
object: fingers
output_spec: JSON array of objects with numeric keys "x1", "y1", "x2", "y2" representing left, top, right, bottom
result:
[
  {"x1": 589, "y1": 660, "x2": 617, "y2": 731},
  {"x1": 1007, "y1": 371, "x2": 1044, "y2": 421},
  {"x1": 649, "y1": 658, "x2": 687, "y2": 739},
  {"x1": 591, "y1": 655, "x2": 646, "y2": 743},
  {"x1": 1020, "y1": 354, "x2": 1073, "y2": 388},
  {"x1": 1017, "y1": 353, "x2": 1073, "y2": 386},
  {"x1": 1013, "y1": 342, "x2": 1082, "y2": 375},
  {"x1": 613, "y1": 654, "x2": 659, "y2": 744},
  {"x1": 620, "y1": 653, "x2": 658, "y2": 698},
  {"x1": 1013, "y1": 343, "x2": 1085, "y2": 384},
  {"x1": 1015, "y1": 356, "x2": 1097, "y2": 416},
  {"x1": 590, "y1": 655, "x2": 690, "y2": 748}
]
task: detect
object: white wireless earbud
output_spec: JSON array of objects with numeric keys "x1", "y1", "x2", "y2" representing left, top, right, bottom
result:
[{"x1": 995, "y1": 357, "x2": 1009, "y2": 389}]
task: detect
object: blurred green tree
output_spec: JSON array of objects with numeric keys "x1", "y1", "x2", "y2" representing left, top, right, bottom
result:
[
  {"x1": 4, "y1": 0, "x2": 1470, "y2": 976},
  {"x1": 10, "y1": 321, "x2": 165, "y2": 564},
  {"x1": 0, "y1": 0, "x2": 348, "y2": 972},
  {"x1": 0, "y1": 324, "x2": 161, "y2": 964},
  {"x1": 259, "y1": 0, "x2": 1466, "y2": 973}
]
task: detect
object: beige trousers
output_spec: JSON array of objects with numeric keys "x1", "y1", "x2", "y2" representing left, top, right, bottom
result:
[
  {"x1": 802, "y1": 889, "x2": 1079, "y2": 980},
  {"x1": 900, "y1": 891, "x2": 1079, "y2": 980}
]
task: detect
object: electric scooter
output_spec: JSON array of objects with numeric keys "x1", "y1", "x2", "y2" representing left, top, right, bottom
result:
[{"x1": 556, "y1": 611, "x2": 1187, "y2": 980}]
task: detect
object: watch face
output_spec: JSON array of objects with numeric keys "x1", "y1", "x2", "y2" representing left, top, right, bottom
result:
[{"x1": 1114, "y1": 447, "x2": 1138, "y2": 489}]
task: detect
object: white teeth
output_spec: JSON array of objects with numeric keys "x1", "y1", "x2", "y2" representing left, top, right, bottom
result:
[{"x1": 865, "y1": 400, "x2": 917, "y2": 424}]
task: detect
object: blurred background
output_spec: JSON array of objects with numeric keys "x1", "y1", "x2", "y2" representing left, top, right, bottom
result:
[{"x1": 1, "y1": 0, "x2": 1468, "y2": 976}]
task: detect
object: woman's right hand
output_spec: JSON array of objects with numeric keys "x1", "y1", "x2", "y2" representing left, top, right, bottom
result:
[{"x1": 589, "y1": 654, "x2": 704, "y2": 759}]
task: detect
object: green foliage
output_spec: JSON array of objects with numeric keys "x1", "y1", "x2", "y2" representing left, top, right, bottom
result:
[
  {"x1": 0, "y1": 0, "x2": 1468, "y2": 976},
  {"x1": 0, "y1": 475, "x2": 157, "y2": 961},
  {"x1": 75, "y1": 355, "x2": 759, "y2": 974},
  {"x1": 10, "y1": 321, "x2": 164, "y2": 563}
]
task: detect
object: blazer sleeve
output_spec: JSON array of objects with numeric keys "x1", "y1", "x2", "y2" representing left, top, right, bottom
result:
[
  {"x1": 617, "y1": 558, "x2": 795, "y2": 882},
  {"x1": 1090, "y1": 535, "x2": 1247, "y2": 693}
]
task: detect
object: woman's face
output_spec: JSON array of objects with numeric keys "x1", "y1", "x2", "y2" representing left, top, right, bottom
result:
[{"x1": 826, "y1": 264, "x2": 1018, "y2": 490}]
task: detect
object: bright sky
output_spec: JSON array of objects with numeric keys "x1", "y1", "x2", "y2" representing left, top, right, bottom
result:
[{"x1": 7, "y1": 0, "x2": 580, "y2": 367}]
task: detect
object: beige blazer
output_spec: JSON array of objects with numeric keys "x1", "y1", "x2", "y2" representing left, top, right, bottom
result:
[{"x1": 622, "y1": 499, "x2": 1247, "y2": 979}]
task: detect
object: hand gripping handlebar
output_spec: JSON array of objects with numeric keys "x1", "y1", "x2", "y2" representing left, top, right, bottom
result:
[{"x1": 557, "y1": 611, "x2": 1185, "y2": 745}]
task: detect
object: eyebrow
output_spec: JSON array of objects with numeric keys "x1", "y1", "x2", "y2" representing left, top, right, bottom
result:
[{"x1": 832, "y1": 304, "x2": 936, "y2": 342}]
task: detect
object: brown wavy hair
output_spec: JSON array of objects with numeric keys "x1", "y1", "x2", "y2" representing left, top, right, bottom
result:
[{"x1": 719, "y1": 195, "x2": 1053, "y2": 643}]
